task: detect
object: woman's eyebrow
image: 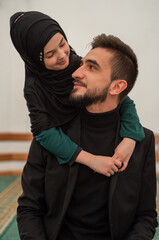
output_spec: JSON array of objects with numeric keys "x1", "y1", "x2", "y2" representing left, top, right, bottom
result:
[{"x1": 60, "y1": 37, "x2": 64, "y2": 44}]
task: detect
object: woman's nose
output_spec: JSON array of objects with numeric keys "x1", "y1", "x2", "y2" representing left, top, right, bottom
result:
[{"x1": 57, "y1": 49, "x2": 65, "y2": 59}]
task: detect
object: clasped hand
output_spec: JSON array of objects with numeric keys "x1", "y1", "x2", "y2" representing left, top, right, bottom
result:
[{"x1": 93, "y1": 138, "x2": 136, "y2": 177}]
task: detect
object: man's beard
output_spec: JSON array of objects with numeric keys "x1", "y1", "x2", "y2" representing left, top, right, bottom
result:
[{"x1": 69, "y1": 85, "x2": 109, "y2": 108}]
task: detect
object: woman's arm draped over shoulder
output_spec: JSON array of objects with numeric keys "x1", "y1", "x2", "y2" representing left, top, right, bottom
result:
[
  {"x1": 36, "y1": 96, "x2": 145, "y2": 173},
  {"x1": 35, "y1": 127, "x2": 80, "y2": 164},
  {"x1": 120, "y1": 96, "x2": 145, "y2": 141},
  {"x1": 112, "y1": 96, "x2": 145, "y2": 171}
]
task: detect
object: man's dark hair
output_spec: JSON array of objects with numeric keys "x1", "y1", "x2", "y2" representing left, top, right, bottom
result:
[{"x1": 91, "y1": 34, "x2": 138, "y2": 102}]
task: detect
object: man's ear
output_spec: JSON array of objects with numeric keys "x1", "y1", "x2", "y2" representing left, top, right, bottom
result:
[{"x1": 109, "y1": 80, "x2": 127, "y2": 95}]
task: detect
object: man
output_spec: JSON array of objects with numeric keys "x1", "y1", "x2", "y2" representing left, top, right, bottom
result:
[{"x1": 17, "y1": 34, "x2": 158, "y2": 240}]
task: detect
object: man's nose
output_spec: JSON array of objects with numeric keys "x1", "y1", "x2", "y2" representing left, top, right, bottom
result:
[{"x1": 72, "y1": 66, "x2": 84, "y2": 79}]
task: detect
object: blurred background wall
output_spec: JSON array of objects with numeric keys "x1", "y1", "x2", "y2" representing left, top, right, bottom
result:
[{"x1": 0, "y1": 0, "x2": 159, "y2": 134}]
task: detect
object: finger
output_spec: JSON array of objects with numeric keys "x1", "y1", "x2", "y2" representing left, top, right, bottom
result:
[
  {"x1": 112, "y1": 165, "x2": 119, "y2": 172},
  {"x1": 109, "y1": 170, "x2": 115, "y2": 175},
  {"x1": 112, "y1": 152, "x2": 118, "y2": 159},
  {"x1": 114, "y1": 160, "x2": 122, "y2": 168},
  {"x1": 105, "y1": 172, "x2": 111, "y2": 177},
  {"x1": 118, "y1": 166, "x2": 124, "y2": 172},
  {"x1": 118, "y1": 162, "x2": 123, "y2": 170},
  {"x1": 118, "y1": 162, "x2": 128, "y2": 172}
]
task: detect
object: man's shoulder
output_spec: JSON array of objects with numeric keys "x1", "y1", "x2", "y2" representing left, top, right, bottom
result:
[
  {"x1": 30, "y1": 138, "x2": 42, "y2": 150},
  {"x1": 28, "y1": 138, "x2": 52, "y2": 159},
  {"x1": 139, "y1": 127, "x2": 155, "y2": 149},
  {"x1": 133, "y1": 127, "x2": 155, "y2": 164},
  {"x1": 143, "y1": 127, "x2": 155, "y2": 140}
]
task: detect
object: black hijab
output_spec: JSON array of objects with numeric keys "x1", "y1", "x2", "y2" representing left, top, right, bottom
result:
[{"x1": 10, "y1": 11, "x2": 81, "y2": 135}]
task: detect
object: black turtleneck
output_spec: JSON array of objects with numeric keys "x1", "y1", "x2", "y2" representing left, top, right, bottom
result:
[
  {"x1": 81, "y1": 107, "x2": 120, "y2": 156},
  {"x1": 58, "y1": 107, "x2": 120, "y2": 240}
]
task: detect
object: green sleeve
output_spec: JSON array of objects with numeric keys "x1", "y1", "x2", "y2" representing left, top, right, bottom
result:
[
  {"x1": 120, "y1": 96, "x2": 145, "y2": 142},
  {"x1": 35, "y1": 127, "x2": 78, "y2": 165}
]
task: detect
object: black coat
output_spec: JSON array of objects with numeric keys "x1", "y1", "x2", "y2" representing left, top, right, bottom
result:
[{"x1": 17, "y1": 115, "x2": 158, "y2": 240}]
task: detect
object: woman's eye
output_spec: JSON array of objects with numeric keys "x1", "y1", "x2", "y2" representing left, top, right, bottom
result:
[
  {"x1": 47, "y1": 52, "x2": 54, "y2": 58},
  {"x1": 60, "y1": 42, "x2": 65, "y2": 48}
]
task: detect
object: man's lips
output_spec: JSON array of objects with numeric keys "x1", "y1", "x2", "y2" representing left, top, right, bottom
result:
[
  {"x1": 73, "y1": 83, "x2": 84, "y2": 88},
  {"x1": 73, "y1": 80, "x2": 86, "y2": 88}
]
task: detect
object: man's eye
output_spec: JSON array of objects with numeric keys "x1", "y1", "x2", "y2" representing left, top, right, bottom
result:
[{"x1": 89, "y1": 65, "x2": 96, "y2": 70}]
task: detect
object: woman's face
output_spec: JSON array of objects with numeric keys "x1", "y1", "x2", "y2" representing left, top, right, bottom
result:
[{"x1": 44, "y1": 32, "x2": 70, "y2": 70}]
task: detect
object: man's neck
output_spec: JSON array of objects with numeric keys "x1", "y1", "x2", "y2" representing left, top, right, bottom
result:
[{"x1": 86, "y1": 97, "x2": 119, "y2": 113}]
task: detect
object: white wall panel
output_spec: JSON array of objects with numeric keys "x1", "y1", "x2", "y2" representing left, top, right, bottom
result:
[{"x1": 0, "y1": 0, "x2": 158, "y2": 133}]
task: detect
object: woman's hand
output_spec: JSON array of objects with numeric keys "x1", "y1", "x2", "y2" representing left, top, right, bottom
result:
[
  {"x1": 75, "y1": 150, "x2": 122, "y2": 177},
  {"x1": 113, "y1": 138, "x2": 136, "y2": 172},
  {"x1": 90, "y1": 155, "x2": 122, "y2": 177}
]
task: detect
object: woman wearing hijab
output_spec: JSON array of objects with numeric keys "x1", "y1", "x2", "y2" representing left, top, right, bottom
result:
[{"x1": 10, "y1": 11, "x2": 145, "y2": 175}]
